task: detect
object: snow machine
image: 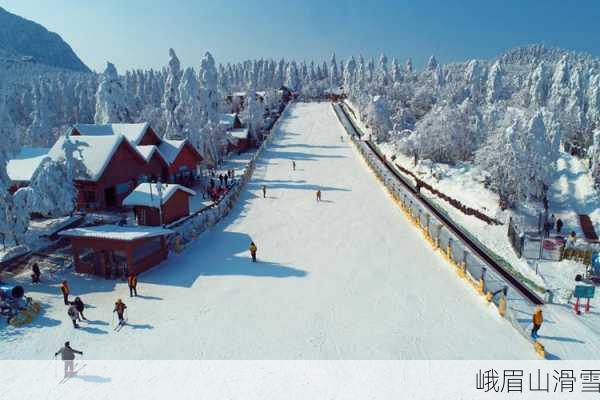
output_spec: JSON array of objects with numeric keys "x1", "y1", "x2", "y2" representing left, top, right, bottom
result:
[{"x1": 0, "y1": 285, "x2": 41, "y2": 327}]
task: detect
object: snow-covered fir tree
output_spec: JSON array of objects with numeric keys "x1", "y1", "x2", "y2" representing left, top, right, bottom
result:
[
  {"x1": 162, "y1": 48, "x2": 183, "y2": 139},
  {"x1": 94, "y1": 62, "x2": 130, "y2": 124}
]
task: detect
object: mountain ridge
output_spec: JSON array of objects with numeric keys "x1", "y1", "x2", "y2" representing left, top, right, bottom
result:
[{"x1": 0, "y1": 6, "x2": 90, "y2": 73}]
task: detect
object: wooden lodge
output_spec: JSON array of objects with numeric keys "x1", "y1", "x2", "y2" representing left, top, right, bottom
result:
[
  {"x1": 8, "y1": 122, "x2": 204, "y2": 211},
  {"x1": 123, "y1": 183, "x2": 196, "y2": 226},
  {"x1": 59, "y1": 225, "x2": 173, "y2": 277}
]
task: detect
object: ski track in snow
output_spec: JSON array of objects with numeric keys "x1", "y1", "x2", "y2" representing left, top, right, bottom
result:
[{"x1": 0, "y1": 102, "x2": 535, "y2": 360}]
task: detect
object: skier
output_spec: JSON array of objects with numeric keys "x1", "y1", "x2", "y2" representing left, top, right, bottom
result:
[
  {"x1": 262, "y1": 185, "x2": 267, "y2": 198},
  {"x1": 316, "y1": 190, "x2": 322, "y2": 202},
  {"x1": 31, "y1": 263, "x2": 40, "y2": 284},
  {"x1": 128, "y1": 273, "x2": 138, "y2": 297},
  {"x1": 67, "y1": 304, "x2": 79, "y2": 328},
  {"x1": 69, "y1": 296, "x2": 87, "y2": 321},
  {"x1": 219, "y1": 174, "x2": 224, "y2": 187},
  {"x1": 60, "y1": 280, "x2": 70, "y2": 305},
  {"x1": 224, "y1": 174, "x2": 229, "y2": 187},
  {"x1": 292, "y1": 161, "x2": 296, "y2": 171},
  {"x1": 340, "y1": 135, "x2": 344, "y2": 142},
  {"x1": 531, "y1": 305, "x2": 543, "y2": 340},
  {"x1": 249, "y1": 242, "x2": 258, "y2": 262},
  {"x1": 556, "y1": 218, "x2": 564, "y2": 234},
  {"x1": 54, "y1": 342, "x2": 83, "y2": 379},
  {"x1": 113, "y1": 299, "x2": 127, "y2": 325}
]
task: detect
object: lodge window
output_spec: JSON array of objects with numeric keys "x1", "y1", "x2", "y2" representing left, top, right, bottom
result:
[
  {"x1": 116, "y1": 181, "x2": 131, "y2": 195},
  {"x1": 137, "y1": 208, "x2": 147, "y2": 225},
  {"x1": 79, "y1": 248, "x2": 96, "y2": 264}
]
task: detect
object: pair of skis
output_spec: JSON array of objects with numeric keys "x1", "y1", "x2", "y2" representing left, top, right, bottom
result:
[
  {"x1": 58, "y1": 363, "x2": 87, "y2": 384},
  {"x1": 113, "y1": 318, "x2": 128, "y2": 332}
]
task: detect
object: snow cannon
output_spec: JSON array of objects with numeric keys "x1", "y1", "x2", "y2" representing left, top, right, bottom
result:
[{"x1": 0, "y1": 285, "x2": 41, "y2": 327}]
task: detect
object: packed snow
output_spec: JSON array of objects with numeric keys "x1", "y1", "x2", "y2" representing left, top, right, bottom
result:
[{"x1": 0, "y1": 103, "x2": 536, "y2": 360}]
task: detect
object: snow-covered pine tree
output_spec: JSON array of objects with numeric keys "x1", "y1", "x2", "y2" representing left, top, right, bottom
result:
[
  {"x1": 28, "y1": 157, "x2": 76, "y2": 216},
  {"x1": 162, "y1": 48, "x2": 183, "y2": 139},
  {"x1": 330, "y1": 53, "x2": 339, "y2": 90},
  {"x1": 94, "y1": 62, "x2": 130, "y2": 124}
]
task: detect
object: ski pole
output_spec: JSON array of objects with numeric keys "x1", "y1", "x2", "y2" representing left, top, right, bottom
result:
[{"x1": 111, "y1": 311, "x2": 115, "y2": 328}]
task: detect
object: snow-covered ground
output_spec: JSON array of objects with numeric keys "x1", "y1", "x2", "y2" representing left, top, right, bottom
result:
[
  {"x1": 0, "y1": 102, "x2": 536, "y2": 359},
  {"x1": 550, "y1": 152, "x2": 600, "y2": 238}
]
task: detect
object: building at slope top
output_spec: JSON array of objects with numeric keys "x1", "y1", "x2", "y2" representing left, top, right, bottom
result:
[
  {"x1": 123, "y1": 183, "x2": 195, "y2": 226},
  {"x1": 7, "y1": 122, "x2": 204, "y2": 210}
]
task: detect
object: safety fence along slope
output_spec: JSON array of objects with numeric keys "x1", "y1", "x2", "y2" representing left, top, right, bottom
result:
[{"x1": 332, "y1": 102, "x2": 547, "y2": 358}]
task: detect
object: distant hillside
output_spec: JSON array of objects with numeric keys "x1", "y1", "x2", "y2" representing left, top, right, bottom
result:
[{"x1": 0, "y1": 6, "x2": 89, "y2": 73}]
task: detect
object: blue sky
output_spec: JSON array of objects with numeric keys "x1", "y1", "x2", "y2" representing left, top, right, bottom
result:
[{"x1": 3, "y1": 0, "x2": 600, "y2": 72}]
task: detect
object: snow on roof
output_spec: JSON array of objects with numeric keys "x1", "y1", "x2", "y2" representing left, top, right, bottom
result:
[
  {"x1": 135, "y1": 145, "x2": 166, "y2": 163},
  {"x1": 59, "y1": 224, "x2": 174, "y2": 241},
  {"x1": 72, "y1": 122, "x2": 150, "y2": 145},
  {"x1": 229, "y1": 128, "x2": 249, "y2": 140},
  {"x1": 256, "y1": 91, "x2": 266, "y2": 97},
  {"x1": 157, "y1": 139, "x2": 186, "y2": 164},
  {"x1": 48, "y1": 135, "x2": 124, "y2": 181},
  {"x1": 122, "y1": 183, "x2": 195, "y2": 208},
  {"x1": 7, "y1": 147, "x2": 50, "y2": 182},
  {"x1": 232, "y1": 91, "x2": 246, "y2": 97},
  {"x1": 219, "y1": 113, "x2": 238, "y2": 128}
]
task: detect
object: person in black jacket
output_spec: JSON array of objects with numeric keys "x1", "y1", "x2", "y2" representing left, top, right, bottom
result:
[
  {"x1": 31, "y1": 263, "x2": 41, "y2": 284},
  {"x1": 69, "y1": 297, "x2": 87, "y2": 321},
  {"x1": 55, "y1": 341, "x2": 83, "y2": 378}
]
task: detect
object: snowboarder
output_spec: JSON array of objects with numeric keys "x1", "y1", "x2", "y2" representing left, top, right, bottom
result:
[
  {"x1": 54, "y1": 342, "x2": 83, "y2": 379},
  {"x1": 60, "y1": 280, "x2": 70, "y2": 305},
  {"x1": 262, "y1": 185, "x2": 267, "y2": 198},
  {"x1": 69, "y1": 297, "x2": 87, "y2": 321},
  {"x1": 249, "y1": 242, "x2": 258, "y2": 262},
  {"x1": 31, "y1": 263, "x2": 40, "y2": 284},
  {"x1": 292, "y1": 161, "x2": 296, "y2": 171},
  {"x1": 316, "y1": 190, "x2": 322, "y2": 202},
  {"x1": 67, "y1": 304, "x2": 79, "y2": 328},
  {"x1": 113, "y1": 299, "x2": 127, "y2": 325},
  {"x1": 556, "y1": 218, "x2": 564, "y2": 234},
  {"x1": 128, "y1": 273, "x2": 138, "y2": 297},
  {"x1": 531, "y1": 305, "x2": 543, "y2": 340}
]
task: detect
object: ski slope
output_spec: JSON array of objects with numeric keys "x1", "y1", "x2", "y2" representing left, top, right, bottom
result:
[{"x1": 0, "y1": 102, "x2": 535, "y2": 359}]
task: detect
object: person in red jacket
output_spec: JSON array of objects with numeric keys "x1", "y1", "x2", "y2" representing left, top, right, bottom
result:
[
  {"x1": 128, "y1": 273, "x2": 138, "y2": 297},
  {"x1": 60, "y1": 280, "x2": 70, "y2": 305},
  {"x1": 113, "y1": 299, "x2": 127, "y2": 325}
]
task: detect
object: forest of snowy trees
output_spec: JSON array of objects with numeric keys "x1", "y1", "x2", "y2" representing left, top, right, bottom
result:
[
  {"x1": 343, "y1": 45, "x2": 600, "y2": 206},
  {"x1": 3, "y1": 44, "x2": 600, "y2": 244}
]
